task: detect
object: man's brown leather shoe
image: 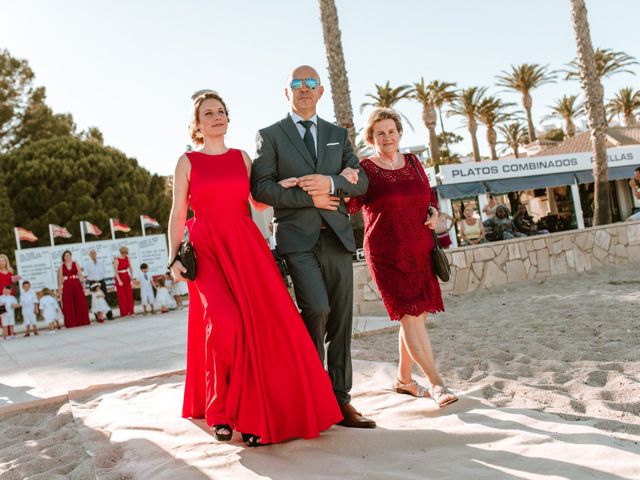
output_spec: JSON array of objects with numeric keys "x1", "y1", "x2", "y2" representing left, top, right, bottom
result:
[{"x1": 338, "y1": 403, "x2": 376, "y2": 428}]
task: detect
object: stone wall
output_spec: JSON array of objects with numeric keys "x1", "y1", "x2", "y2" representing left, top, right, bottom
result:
[{"x1": 353, "y1": 220, "x2": 640, "y2": 316}]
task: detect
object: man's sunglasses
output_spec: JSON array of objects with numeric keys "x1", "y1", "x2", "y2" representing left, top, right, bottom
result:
[{"x1": 290, "y1": 78, "x2": 319, "y2": 90}]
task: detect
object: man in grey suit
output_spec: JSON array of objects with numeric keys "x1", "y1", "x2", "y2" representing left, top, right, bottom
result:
[{"x1": 250, "y1": 65, "x2": 375, "y2": 428}]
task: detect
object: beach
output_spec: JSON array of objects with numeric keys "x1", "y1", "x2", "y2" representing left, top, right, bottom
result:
[{"x1": 0, "y1": 262, "x2": 639, "y2": 479}]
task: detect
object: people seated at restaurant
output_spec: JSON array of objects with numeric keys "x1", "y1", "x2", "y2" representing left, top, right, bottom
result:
[
  {"x1": 487, "y1": 205, "x2": 526, "y2": 241},
  {"x1": 460, "y1": 207, "x2": 487, "y2": 246},
  {"x1": 435, "y1": 211, "x2": 455, "y2": 249},
  {"x1": 482, "y1": 193, "x2": 498, "y2": 228},
  {"x1": 513, "y1": 204, "x2": 550, "y2": 236}
]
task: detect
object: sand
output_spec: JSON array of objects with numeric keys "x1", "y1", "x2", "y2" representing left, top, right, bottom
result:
[{"x1": 0, "y1": 262, "x2": 639, "y2": 479}]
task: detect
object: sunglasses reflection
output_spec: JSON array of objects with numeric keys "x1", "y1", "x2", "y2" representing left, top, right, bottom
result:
[{"x1": 290, "y1": 78, "x2": 319, "y2": 90}]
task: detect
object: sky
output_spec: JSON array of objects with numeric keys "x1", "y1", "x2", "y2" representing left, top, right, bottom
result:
[{"x1": 2, "y1": 0, "x2": 640, "y2": 176}]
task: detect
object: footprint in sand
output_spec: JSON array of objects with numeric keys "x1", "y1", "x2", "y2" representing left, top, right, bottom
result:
[
  {"x1": 600, "y1": 390, "x2": 614, "y2": 401},
  {"x1": 585, "y1": 370, "x2": 608, "y2": 387},
  {"x1": 552, "y1": 373, "x2": 572, "y2": 385},
  {"x1": 570, "y1": 400, "x2": 586, "y2": 414},
  {"x1": 457, "y1": 366, "x2": 474, "y2": 380},
  {"x1": 598, "y1": 363, "x2": 624, "y2": 372}
]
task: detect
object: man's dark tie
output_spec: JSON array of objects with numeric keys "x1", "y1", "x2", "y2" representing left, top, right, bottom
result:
[
  {"x1": 144, "y1": 274, "x2": 148, "y2": 280},
  {"x1": 298, "y1": 120, "x2": 317, "y2": 163}
]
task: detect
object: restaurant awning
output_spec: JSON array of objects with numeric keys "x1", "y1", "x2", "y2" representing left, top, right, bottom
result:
[
  {"x1": 435, "y1": 182, "x2": 485, "y2": 199},
  {"x1": 575, "y1": 165, "x2": 638, "y2": 184},
  {"x1": 485, "y1": 172, "x2": 576, "y2": 193}
]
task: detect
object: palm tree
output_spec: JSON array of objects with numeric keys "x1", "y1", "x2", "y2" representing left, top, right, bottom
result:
[
  {"x1": 360, "y1": 81, "x2": 414, "y2": 129},
  {"x1": 498, "y1": 121, "x2": 529, "y2": 158},
  {"x1": 477, "y1": 96, "x2": 515, "y2": 160},
  {"x1": 447, "y1": 86, "x2": 487, "y2": 162},
  {"x1": 318, "y1": 0, "x2": 356, "y2": 145},
  {"x1": 565, "y1": 48, "x2": 638, "y2": 80},
  {"x1": 495, "y1": 63, "x2": 557, "y2": 142},
  {"x1": 569, "y1": 0, "x2": 610, "y2": 225},
  {"x1": 411, "y1": 78, "x2": 442, "y2": 170},
  {"x1": 607, "y1": 87, "x2": 640, "y2": 126},
  {"x1": 544, "y1": 94, "x2": 584, "y2": 137},
  {"x1": 427, "y1": 80, "x2": 458, "y2": 153}
]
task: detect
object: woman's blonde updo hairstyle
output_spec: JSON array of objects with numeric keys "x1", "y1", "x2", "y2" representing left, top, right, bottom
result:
[
  {"x1": 189, "y1": 91, "x2": 230, "y2": 146},
  {"x1": 364, "y1": 108, "x2": 403, "y2": 144}
]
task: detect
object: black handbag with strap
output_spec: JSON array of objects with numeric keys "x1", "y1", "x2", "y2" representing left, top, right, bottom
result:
[
  {"x1": 169, "y1": 227, "x2": 197, "y2": 281},
  {"x1": 407, "y1": 154, "x2": 451, "y2": 282},
  {"x1": 176, "y1": 240, "x2": 197, "y2": 281}
]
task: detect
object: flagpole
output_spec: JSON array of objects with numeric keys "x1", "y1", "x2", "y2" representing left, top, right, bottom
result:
[
  {"x1": 140, "y1": 215, "x2": 146, "y2": 237},
  {"x1": 49, "y1": 224, "x2": 55, "y2": 247},
  {"x1": 109, "y1": 218, "x2": 115, "y2": 240},
  {"x1": 14, "y1": 228, "x2": 21, "y2": 250},
  {"x1": 80, "y1": 221, "x2": 86, "y2": 243}
]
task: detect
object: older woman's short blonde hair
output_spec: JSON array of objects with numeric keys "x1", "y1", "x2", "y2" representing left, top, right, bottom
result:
[
  {"x1": 364, "y1": 108, "x2": 403, "y2": 144},
  {"x1": 119, "y1": 246, "x2": 129, "y2": 255}
]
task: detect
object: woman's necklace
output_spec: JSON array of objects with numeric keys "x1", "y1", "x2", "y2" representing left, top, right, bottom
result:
[{"x1": 376, "y1": 153, "x2": 402, "y2": 170}]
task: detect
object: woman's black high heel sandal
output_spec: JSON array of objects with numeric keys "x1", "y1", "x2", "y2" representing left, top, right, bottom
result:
[{"x1": 212, "y1": 424, "x2": 232, "y2": 441}]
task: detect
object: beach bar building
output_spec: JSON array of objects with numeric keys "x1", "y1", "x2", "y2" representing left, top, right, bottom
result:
[{"x1": 433, "y1": 127, "x2": 640, "y2": 248}]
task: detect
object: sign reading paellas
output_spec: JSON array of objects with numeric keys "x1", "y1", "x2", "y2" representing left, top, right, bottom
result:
[{"x1": 439, "y1": 146, "x2": 639, "y2": 184}]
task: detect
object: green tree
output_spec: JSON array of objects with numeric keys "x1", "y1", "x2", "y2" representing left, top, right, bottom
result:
[
  {"x1": 496, "y1": 63, "x2": 557, "y2": 142},
  {"x1": 564, "y1": 48, "x2": 638, "y2": 80},
  {"x1": 0, "y1": 183, "x2": 16, "y2": 258},
  {"x1": 539, "y1": 128, "x2": 566, "y2": 142},
  {"x1": 498, "y1": 121, "x2": 529, "y2": 158},
  {"x1": 81, "y1": 126, "x2": 104, "y2": 145},
  {"x1": 0, "y1": 136, "x2": 171, "y2": 247},
  {"x1": 436, "y1": 131, "x2": 463, "y2": 164},
  {"x1": 0, "y1": 49, "x2": 76, "y2": 151},
  {"x1": 607, "y1": 87, "x2": 640, "y2": 126},
  {"x1": 447, "y1": 86, "x2": 487, "y2": 162},
  {"x1": 477, "y1": 96, "x2": 515, "y2": 160},
  {"x1": 544, "y1": 94, "x2": 584, "y2": 137},
  {"x1": 360, "y1": 81, "x2": 414, "y2": 129}
]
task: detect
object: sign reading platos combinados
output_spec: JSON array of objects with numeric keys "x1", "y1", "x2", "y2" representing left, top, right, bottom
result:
[{"x1": 439, "y1": 146, "x2": 639, "y2": 184}]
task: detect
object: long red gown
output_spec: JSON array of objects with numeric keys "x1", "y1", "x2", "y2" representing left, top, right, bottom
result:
[
  {"x1": 61, "y1": 263, "x2": 90, "y2": 328},
  {"x1": 115, "y1": 256, "x2": 134, "y2": 316},
  {"x1": 348, "y1": 154, "x2": 444, "y2": 320},
  {"x1": 181, "y1": 149, "x2": 342, "y2": 444}
]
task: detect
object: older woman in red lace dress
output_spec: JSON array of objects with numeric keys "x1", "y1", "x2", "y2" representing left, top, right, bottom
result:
[{"x1": 347, "y1": 108, "x2": 457, "y2": 407}]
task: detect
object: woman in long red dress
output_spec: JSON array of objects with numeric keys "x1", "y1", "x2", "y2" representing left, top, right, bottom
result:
[
  {"x1": 113, "y1": 246, "x2": 134, "y2": 317},
  {"x1": 347, "y1": 108, "x2": 458, "y2": 407},
  {"x1": 170, "y1": 91, "x2": 341, "y2": 446},
  {"x1": 57, "y1": 250, "x2": 90, "y2": 328}
]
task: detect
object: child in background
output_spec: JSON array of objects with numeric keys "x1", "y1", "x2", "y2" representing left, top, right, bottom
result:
[
  {"x1": 90, "y1": 283, "x2": 111, "y2": 323},
  {"x1": 39, "y1": 288, "x2": 62, "y2": 332},
  {"x1": 170, "y1": 275, "x2": 187, "y2": 310},
  {"x1": 154, "y1": 277, "x2": 176, "y2": 313},
  {"x1": 0, "y1": 285, "x2": 19, "y2": 339},
  {"x1": 20, "y1": 281, "x2": 39, "y2": 337},
  {"x1": 138, "y1": 263, "x2": 156, "y2": 315}
]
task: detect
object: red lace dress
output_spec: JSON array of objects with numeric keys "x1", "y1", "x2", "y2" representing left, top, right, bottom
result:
[{"x1": 348, "y1": 154, "x2": 444, "y2": 320}]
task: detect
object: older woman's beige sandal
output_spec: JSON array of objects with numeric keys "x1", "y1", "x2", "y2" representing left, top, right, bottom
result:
[
  {"x1": 431, "y1": 385, "x2": 458, "y2": 407},
  {"x1": 394, "y1": 378, "x2": 431, "y2": 398}
]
